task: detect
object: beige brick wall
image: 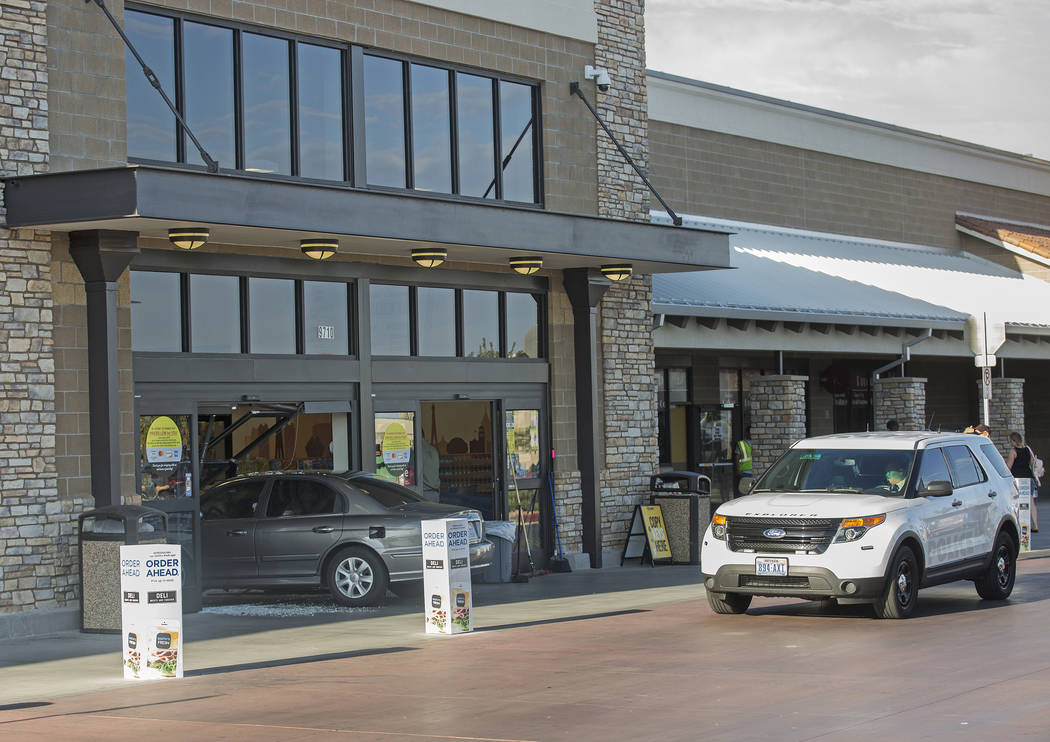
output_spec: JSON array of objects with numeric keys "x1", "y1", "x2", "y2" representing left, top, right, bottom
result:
[
  {"x1": 48, "y1": 0, "x2": 600, "y2": 214},
  {"x1": 649, "y1": 122, "x2": 1050, "y2": 251}
]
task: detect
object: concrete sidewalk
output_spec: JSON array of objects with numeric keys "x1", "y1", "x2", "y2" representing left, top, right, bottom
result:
[{"x1": 0, "y1": 564, "x2": 703, "y2": 707}]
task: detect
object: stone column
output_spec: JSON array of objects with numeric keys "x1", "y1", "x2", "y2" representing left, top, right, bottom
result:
[
  {"x1": 873, "y1": 377, "x2": 927, "y2": 431},
  {"x1": 750, "y1": 375, "x2": 808, "y2": 477},
  {"x1": 986, "y1": 377, "x2": 1025, "y2": 454}
]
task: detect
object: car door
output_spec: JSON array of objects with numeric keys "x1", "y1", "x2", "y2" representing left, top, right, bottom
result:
[
  {"x1": 254, "y1": 477, "x2": 345, "y2": 579},
  {"x1": 200, "y1": 477, "x2": 268, "y2": 582},
  {"x1": 943, "y1": 444, "x2": 995, "y2": 558},
  {"x1": 913, "y1": 447, "x2": 963, "y2": 567}
]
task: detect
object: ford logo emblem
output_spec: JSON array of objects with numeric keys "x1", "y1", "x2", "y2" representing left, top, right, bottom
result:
[{"x1": 763, "y1": 528, "x2": 786, "y2": 539}]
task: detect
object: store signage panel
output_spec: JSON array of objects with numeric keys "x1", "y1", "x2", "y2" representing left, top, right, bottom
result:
[
  {"x1": 421, "y1": 518, "x2": 473, "y2": 635},
  {"x1": 1017, "y1": 479, "x2": 1032, "y2": 553},
  {"x1": 120, "y1": 544, "x2": 184, "y2": 680}
]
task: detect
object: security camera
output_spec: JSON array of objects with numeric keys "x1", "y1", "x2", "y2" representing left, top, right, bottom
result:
[{"x1": 584, "y1": 65, "x2": 612, "y2": 92}]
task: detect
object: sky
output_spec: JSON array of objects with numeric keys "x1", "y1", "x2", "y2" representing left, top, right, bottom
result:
[{"x1": 645, "y1": 0, "x2": 1050, "y2": 160}]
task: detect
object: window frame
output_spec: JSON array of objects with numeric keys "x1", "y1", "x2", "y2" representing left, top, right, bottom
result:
[{"x1": 124, "y1": 4, "x2": 543, "y2": 206}]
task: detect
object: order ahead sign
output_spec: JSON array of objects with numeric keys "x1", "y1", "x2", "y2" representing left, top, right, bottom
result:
[
  {"x1": 120, "y1": 544, "x2": 184, "y2": 680},
  {"x1": 421, "y1": 518, "x2": 473, "y2": 635}
]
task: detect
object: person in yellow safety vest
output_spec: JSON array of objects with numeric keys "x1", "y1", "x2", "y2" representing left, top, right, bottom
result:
[{"x1": 733, "y1": 433, "x2": 753, "y2": 496}]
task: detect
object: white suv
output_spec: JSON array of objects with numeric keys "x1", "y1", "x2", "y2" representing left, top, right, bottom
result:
[{"x1": 701, "y1": 432, "x2": 1020, "y2": 619}]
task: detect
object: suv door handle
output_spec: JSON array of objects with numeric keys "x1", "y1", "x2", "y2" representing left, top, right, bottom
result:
[
  {"x1": 988, "y1": 491, "x2": 998, "y2": 498},
  {"x1": 226, "y1": 529, "x2": 248, "y2": 536},
  {"x1": 951, "y1": 500, "x2": 963, "y2": 507},
  {"x1": 312, "y1": 526, "x2": 335, "y2": 534}
]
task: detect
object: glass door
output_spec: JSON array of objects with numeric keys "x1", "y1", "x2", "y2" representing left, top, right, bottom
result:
[
  {"x1": 421, "y1": 400, "x2": 498, "y2": 519},
  {"x1": 503, "y1": 406, "x2": 546, "y2": 572}
]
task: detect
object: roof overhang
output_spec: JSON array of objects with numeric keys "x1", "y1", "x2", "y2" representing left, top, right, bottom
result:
[{"x1": 2, "y1": 166, "x2": 731, "y2": 274}]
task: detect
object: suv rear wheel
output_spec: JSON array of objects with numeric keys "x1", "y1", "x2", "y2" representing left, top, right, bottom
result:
[
  {"x1": 975, "y1": 531, "x2": 1016, "y2": 600},
  {"x1": 875, "y1": 545, "x2": 919, "y2": 619},
  {"x1": 707, "y1": 590, "x2": 752, "y2": 614}
]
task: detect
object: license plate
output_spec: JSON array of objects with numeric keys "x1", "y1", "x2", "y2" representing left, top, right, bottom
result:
[{"x1": 755, "y1": 557, "x2": 788, "y2": 577}]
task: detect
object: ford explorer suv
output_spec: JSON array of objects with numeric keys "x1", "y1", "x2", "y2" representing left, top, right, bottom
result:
[{"x1": 701, "y1": 432, "x2": 1020, "y2": 619}]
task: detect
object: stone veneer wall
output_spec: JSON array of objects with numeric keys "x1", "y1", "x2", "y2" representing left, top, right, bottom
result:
[
  {"x1": 873, "y1": 377, "x2": 928, "y2": 432},
  {"x1": 986, "y1": 377, "x2": 1025, "y2": 455},
  {"x1": 0, "y1": 0, "x2": 87, "y2": 615},
  {"x1": 592, "y1": 0, "x2": 656, "y2": 558},
  {"x1": 749, "y1": 376, "x2": 808, "y2": 477}
]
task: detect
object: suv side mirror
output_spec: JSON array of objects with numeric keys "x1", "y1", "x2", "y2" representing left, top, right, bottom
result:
[
  {"x1": 738, "y1": 477, "x2": 755, "y2": 496},
  {"x1": 919, "y1": 480, "x2": 953, "y2": 497}
]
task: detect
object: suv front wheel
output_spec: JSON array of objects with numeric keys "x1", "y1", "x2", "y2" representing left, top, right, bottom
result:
[
  {"x1": 706, "y1": 590, "x2": 752, "y2": 614},
  {"x1": 875, "y1": 545, "x2": 919, "y2": 619},
  {"x1": 975, "y1": 531, "x2": 1016, "y2": 601}
]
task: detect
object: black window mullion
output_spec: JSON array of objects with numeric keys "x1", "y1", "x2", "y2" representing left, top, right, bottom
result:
[
  {"x1": 347, "y1": 282, "x2": 356, "y2": 357},
  {"x1": 240, "y1": 276, "x2": 249, "y2": 353},
  {"x1": 531, "y1": 86, "x2": 543, "y2": 206},
  {"x1": 448, "y1": 69, "x2": 459, "y2": 195},
  {"x1": 491, "y1": 78, "x2": 503, "y2": 200},
  {"x1": 408, "y1": 286, "x2": 418, "y2": 356},
  {"x1": 455, "y1": 289, "x2": 464, "y2": 357},
  {"x1": 180, "y1": 273, "x2": 191, "y2": 352},
  {"x1": 174, "y1": 17, "x2": 186, "y2": 163},
  {"x1": 349, "y1": 45, "x2": 366, "y2": 187},
  {"x1": 341, "y1": 48, "x2": 352, "y2": 183},
  {"x1": 498, "y1": 291, "x2": 507, "y2": 357},
  {"x1": 294, "y1": 280, "x2": 305, "y2": 354},
  {"x1": 233, "y1": 30, "x2": 245, "y2": 171},
  {"x1": 290, "y1": 42, "x2": 300, "y2": 177},
  {"x1": 402, "y1": 60, "x2": 414, "y2": 190}
]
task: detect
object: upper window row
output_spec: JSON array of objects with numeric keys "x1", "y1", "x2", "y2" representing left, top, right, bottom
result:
[{"x1": 124, "y1": 9, "x2": 540, "y2": 203}]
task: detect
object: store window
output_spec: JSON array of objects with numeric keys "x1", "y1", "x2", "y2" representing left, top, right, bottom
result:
[
  {"x1": 499, "y1": 81, "x2": 536, "y2": 203},
  {"x1": 125, "y1": 12, "x2": 175, "y2": 162},
  {"x1": 242, "y1": 33, "x2": 292, "y2": 175},
  {"x1": 138, "y1": 414, "x2": 192, "y2": 500},
  {"x1": 505, "y1": 292, "x2": 539, "y2": 358},
  {"x1": 363, "y1": 54, "x2": 407, "y2": 188},
  {"x1": 463, "y1": 290, "x2": 499, "y2": 358},
  {"x1": 248, "y1": 277, "x2": 296, "y2": 354},
  {"x1": 297, "y1": 43, "x2": 345, "y2": 181},
  {"x1": 457, "y1": 73, "x2": 496, "y2": 198},
  {"x1": 370, "y1": 284, "x2": 411, "y2": 356},
  {"x1": 130, "y1": 271, "x2": 182, "y2": 352},
  {"x1": 183, "y1": 21, "x2": 235, "y2": 169},
  {"x1": 416, "y1": 287, "x2": 456, "y2": 357},
  {"x1": 505, "y1": 409, "x2": 541, "y2": 481},
  {"x1": 375, "y1": 412, "x2": 416, "y2": 488},
  {"x1": 303, "y1": 281, "x2": 349, "y2": 355},
  {"x1": 411, "y1": 64, "x2": 452, "y2": 194},
  {"x1": 190, "y1": 274, "x2": 240, "y2": 353}
]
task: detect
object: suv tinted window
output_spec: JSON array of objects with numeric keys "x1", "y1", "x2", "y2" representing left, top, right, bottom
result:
[
  {"x1": 266, "y1": 479, "x2": 341, "y2": 517},
  {"x1": 916, "y1": 448, "x2": 952, "y2": 490},
  {"x1": 979, "y1": 443, "x2": 1012, "y2": 478},
  {"x1": 202, "y1": 479, "x2": 266, "y2": 519},
  {"x1": 944, "y1": 445, "x2": 986, "y2": 487}
]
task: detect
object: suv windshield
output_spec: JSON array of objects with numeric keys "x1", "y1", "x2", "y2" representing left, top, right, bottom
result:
[{"x1": 754, "y1": 448, "x2": 916, "y2": 496}]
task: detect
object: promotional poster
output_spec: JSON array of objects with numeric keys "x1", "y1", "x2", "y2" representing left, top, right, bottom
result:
[
  {"x1": 1017, "y1": 478, "x2": 1032, "y2": 553},
  {"x1": 421, "y1": 518, "x2": 473, "y2": 635},
  {"x1": 120, "y1": 544, "x2": 184, "y2": 679}
]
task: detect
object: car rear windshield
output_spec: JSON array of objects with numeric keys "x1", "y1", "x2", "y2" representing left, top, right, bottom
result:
[
  {"x1": 351, "y1": 476, "x2": 425, "y2": 507},
  {"x1": 754, "y1": 448, "x2": 916, "y2": 496}
]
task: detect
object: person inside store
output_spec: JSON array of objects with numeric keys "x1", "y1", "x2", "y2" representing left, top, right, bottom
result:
[
  {"x1": 733, "y1": 428, "x2": 753, "y2": 496},
  {"x1": 1006, "y1": 431, "x2": 1039, "y2": 532}
]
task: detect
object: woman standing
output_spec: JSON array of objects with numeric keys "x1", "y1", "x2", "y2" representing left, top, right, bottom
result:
[{"x1": 1006, "y1": 431, "x2": 1039, "y2": 532}]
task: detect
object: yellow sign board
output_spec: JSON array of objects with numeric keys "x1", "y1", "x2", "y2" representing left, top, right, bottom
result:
[{"x1": 640, "y1": 505, "x2": 672, "y2": 561}]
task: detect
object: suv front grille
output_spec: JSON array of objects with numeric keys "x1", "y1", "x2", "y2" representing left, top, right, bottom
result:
[
  {"x1": 727, "y1": 517, "x2": 838, "y2": 554},
  {"x1": 739, "y1": 575, "x2": 811, "y2": 589}
]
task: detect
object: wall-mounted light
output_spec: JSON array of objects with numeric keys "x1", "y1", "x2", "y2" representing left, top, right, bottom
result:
[
  {"x1": 509, "y1": 256, "x2": 543, "y2": 275},
  {"x1": 168, "y1": 227, "x2": 209, "y2": 250},
  {"x1": 601, "y1": 263, "x2": 633, "y2": 281},
  {"x1": 300, "y1": 239, "x2": 338, "y2": 260},
  {"x1": 412, "y1": 248, "x2": 447, "y2": 268}
]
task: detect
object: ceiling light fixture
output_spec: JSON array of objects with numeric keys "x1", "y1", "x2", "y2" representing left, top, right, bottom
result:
[
  {"x1": 509, "y1": 256, "x2": 543, "y2": 275},
  {"x1": 412, "y1": 248, "x2": 447, "y2": 268},
  {"x1": 600, "y1": 263, "x2": 633, "y2": 281},
  {"x1": 300, "y1": 239, "x2": 338, "y2": 260},
  {"x1": 168, "y1": 227, "x2": 209, "y2": 250}
]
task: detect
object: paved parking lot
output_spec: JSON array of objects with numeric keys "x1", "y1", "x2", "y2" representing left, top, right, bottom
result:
[{"x1": 2, "y1": 559, "x2": 1050, "y2": 741}]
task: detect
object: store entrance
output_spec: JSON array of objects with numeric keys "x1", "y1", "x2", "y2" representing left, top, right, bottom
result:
[{"x1": 421, "y1": 401, "x2": 498, "y2": 520}]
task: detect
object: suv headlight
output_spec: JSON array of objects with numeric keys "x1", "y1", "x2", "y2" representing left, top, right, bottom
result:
[
  {"x1": 833, "y1": 514, "x2": 886, "y2": 543},
  {"x1": 710, "y1": 513, "x2": 727, "y2": 540}
]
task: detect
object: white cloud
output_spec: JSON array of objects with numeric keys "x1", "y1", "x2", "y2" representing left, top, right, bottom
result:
[{"x1": 646, "y1": 0, "x2": 1050, "y2": 158}]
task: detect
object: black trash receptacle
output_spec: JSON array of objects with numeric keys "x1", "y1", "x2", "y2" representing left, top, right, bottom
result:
[
  {"x1": 79, "y1": 505, "x2": 167, "y2": 633},
  {"x1": 648, "y1": 472, "x2": 711, "y2": 565}
]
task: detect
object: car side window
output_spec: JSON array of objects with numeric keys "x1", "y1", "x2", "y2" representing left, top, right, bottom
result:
[
  {"x1": 944, "y1": 445, "x2": 986, "y2": 487},
  {"x1": 265, "y1": 479, "x2": 342, "y2": 518},
  {"x1": 916, "y1": 448, "x2": 951, "y2": 491},
  {"x1": 201, "y1": 479, "x2": 266, "y2": 520},
  {"x1": 979, "y1": 443, "x2": 1012, "y2": 478}
]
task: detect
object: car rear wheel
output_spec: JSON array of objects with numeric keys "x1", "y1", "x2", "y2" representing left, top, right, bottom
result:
[
  {"x1": 975, "y1": 531, "x2": 1016, "y2": 601},
  {"x1": 875, "y1": 545, "x2": 918, "y2": 619},
  {"x1": 707, "y1": 589, "x2": 752, "y2": 614},
  {"x1": 326, "y1": 546, "x2": 389, "y2": 607}
]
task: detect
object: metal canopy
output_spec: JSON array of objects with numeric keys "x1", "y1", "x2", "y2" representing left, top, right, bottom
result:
[{"x1": 2, "y1": 165, "x2": 732, "y2": 274}]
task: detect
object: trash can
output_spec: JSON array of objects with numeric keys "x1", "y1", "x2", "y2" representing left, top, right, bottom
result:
[
  {"x1": 79, "y1": 505, "x2": 168, "y2": 633},
  {"x1": 648, "y1": 472, "x2": 711, "y2": 565},
  {"x1": 478, "y1": 520, "x2": 516, "y2": 583}
]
